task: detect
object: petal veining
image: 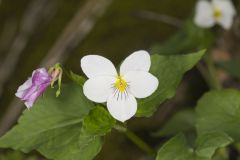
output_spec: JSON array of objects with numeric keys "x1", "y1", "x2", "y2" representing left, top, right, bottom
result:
[
  {"x1": 124, "y1": 71, "x2": 159, "y2": 98},
  {"x1": 32, "y1": 68, "x2": 52, "y2": 85},
  {"x1": 107, "y1": 93, "x2": 137, "y2": 122},
  {"x1": 15, "y1": 78, "x2": 32, "y2": 98}
]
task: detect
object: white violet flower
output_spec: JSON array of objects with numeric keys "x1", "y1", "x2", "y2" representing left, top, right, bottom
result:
[
  {"x1": 194, "y1": 0, "x2": 236, "y2": 29},
  {"x1": 81, "y1": 50, "x2": 159, "y2": 122}
]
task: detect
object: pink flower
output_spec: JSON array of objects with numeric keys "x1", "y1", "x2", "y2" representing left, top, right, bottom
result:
[{"x1": 15, "y1": 68, "x2": 52, "y2": 108}]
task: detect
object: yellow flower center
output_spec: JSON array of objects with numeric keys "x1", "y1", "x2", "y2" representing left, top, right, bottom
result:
[
  {"x1": 213, "y1": 7, "x2": 222, "y2": 20},
  {"x1": 115, "y1": 76, "x2": 128, "y2": 92}
]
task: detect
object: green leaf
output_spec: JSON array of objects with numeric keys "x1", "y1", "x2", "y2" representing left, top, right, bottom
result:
[
  {"x1": 0, "y1": 151, "x2": 31, "y2": 160},
  {"x1": 137, "y1": 50, "x2": 205, "y2": 117},
  {"x1": 217, "y1": 60, "x2": 240, "y2": 79},
  {"x1": 195, "y1": 132, "x2": 233, "y2": 158},
  {"x1": 81, "y1": 106, "x2": 116, "y2": 136},
  {"x1": 78, "y1": 106, "x2": 116, "y2": 160},
  {"x1": 64, "y1": 69, "x2": 86, "y2": 86},
  {"x1": 0, "y1": 84, "x2": 102, "y2": 160},
  {"x1": 152, "y1": 109, "x2": 196, "y2": 137},
  {"x1": 151, "y1": 21, "x2": 213, "y2": 56},
  {"x1": 196, "y1": 89, "x2": 240, "y2": 140},
  {"x1": 0, "y1": 152, "x2": 22, "y2": 160},
  {"x1": 156, "y1": 134, "x2": 194, "y2": 160},
  {"x1": 156, "y1": 132, "x2": 232, "y2": 160}
]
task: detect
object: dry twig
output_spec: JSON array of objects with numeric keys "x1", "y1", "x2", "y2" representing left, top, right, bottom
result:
[{"x1": 134, "y1": 10, "x2": 182, "y2": 27}]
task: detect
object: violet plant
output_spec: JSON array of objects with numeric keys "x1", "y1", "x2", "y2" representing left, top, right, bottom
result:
[
  {"x1": 0, "y1": 0, "x2": 239, "y2": 160},
  {"x1": 0, "y1": 49, "x2": 206, "y2": 160}
]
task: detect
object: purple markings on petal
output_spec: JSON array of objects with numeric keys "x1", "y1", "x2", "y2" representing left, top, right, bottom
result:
[
  {"x1": 15, "y1": 78, "x2": 32, "y2": 98},
  {"x1": 15, "y1": 68, "x2": 52, "y2": 109},
  {"x1": 32, "y1": 68, "x2": 52, "y2": 85}
]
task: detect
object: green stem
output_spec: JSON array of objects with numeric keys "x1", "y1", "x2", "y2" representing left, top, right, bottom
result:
[
  {"x1": 204, "y1": 54, "x2": 222, "y2": 90},
  {"x1": 197, "y1": 52, "x2": 222, "y2": 90},
  {"x1": 114, "y1": 124, "x2": 156, "y2": 156},
  {"x1": 197, "y1": 63, "x2": 215, "y2": 89}
]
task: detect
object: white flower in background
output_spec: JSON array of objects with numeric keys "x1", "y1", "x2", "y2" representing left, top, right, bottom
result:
[
  {"x1": 81, "y1": 50, "x2": 159, "y2": 122},
  {"x1": 194, "y1": 0, "x2": 236, "y2": 29}
]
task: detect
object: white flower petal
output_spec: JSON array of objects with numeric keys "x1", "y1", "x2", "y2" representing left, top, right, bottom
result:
[
  {"x1": 25, "y1": 101, "x2": 33, "y2": 109},
  {"x1": 213, "y1": 0, "x2": 236, "y2": 30},
  {"x1": 83, "y1": 76, "x2": 116, "y2": 103},
  {"x1": 213, "y1": 0, "x2": 236, "y2": 16},
  {"x1": 194, "y1": 0, "x2": 215, "y2": 28},
  {"x1": 217, "y1": 14, "x2": 234, "y2": 29},
  {"x1": 120, "y1": 50, "x2": 151, "y2": 75},
  {"x1": 15, "y1": 78, "x2": 32, "y2": 98},
  {"x1": 107, "y1": 93, "x2": 137, "y2": 122},
  {"x1": 81, "y1": 55, "x2": 117, "y2": 78},
  {"x1": 124, "y1": 71, "x2": 158, "y2": 99}
]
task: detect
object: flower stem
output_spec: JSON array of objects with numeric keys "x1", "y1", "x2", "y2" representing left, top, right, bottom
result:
[
  {"x1": 198, "y1": 53, "x2": 222, "y2": 90},
  {"x1": 204, "y1": 53, "x2": 222, "y2": 90},
  {"x1": 114, "y1": 123, "x2": 156, "y2": 156},
  {"x1": 197, "y1": 63, "x2": 214, "y2": 89}
]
